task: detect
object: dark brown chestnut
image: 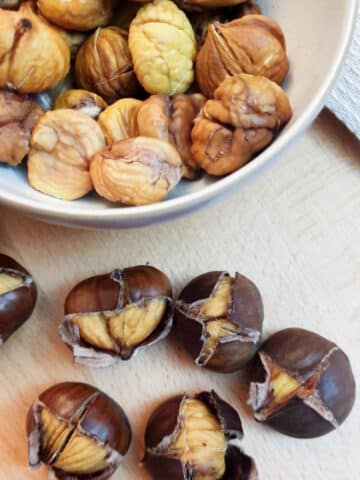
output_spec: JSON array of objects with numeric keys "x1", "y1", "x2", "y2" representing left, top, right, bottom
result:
[
  {"x1": 60, "y1": 265, "x2": 173, "y2": 367},
  {"x1": 0, "y1": 253, "x2": 37, "y2": 345},
  {"x1": 174, "y1": 271, "x2": 263, "y2": 373},
  {"x1": 143, "y1": 390, "x2": 258, "y2": 480},
  {"x1": 27, "y1": 382, "x2": 132, "y2": 480},
  {"x1": 248, "y1": 328, "x2": 356, "y2": 438}
]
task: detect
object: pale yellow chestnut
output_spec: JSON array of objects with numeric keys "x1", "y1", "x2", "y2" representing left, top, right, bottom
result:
[
  {"x1": 28, "y1": 109, "x2": 106, "y2": 200},
  {"x1": 129, "y1": 0, "x2": 196, "y2": 95},
  {"x1": 0, "y1": 2, "x2": 70, "y2": 94},
  {"x1": 98, "y1": 98, "x2": 143, "y2": 144},
  {"x1": 37, "y1": 0, "x2": 113, "y2": 31}
]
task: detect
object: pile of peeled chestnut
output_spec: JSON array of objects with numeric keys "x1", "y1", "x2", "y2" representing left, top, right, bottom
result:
[
  {"x1": 0, "y1": 0, "x2": 292, "y2": 206},
  {"x1": 0, "y1": 254, "x2": 356, "y2": 479}
]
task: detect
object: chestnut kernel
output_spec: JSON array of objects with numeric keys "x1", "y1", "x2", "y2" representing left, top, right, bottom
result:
[
  {"x1": 174, "y1": 271, "x2": 263, "y2": 373},
  {"x1": 27, "y1": 382, "x2": 131, "y2": 479},
  {"x1": 60, "y1": 265, "x2": 173, "y2": 367},
  {"x1": 248, "y1": 328, "x2": 356, "y2": 438},
  {"x1": 143, "y1": 390, "x2": 258, "y2": 480},
  {"x1": 0, "y1": 254, "x2": 37, "y2": 345}
]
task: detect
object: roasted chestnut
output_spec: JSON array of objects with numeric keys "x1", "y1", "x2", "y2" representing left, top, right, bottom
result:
[
  {"x1": 174, "y1": 271, "x2": 263, "y2": 373},
  {"x1": 248, "y1": 328, "x2": 356, "y2": 438},
  {"x1": 143, "y1": 390, "x2": 258, "y2": 479},
  {"x1": 0, "y1": 254, "x2": 37, "y2": 345},
  {"x1": 27, "y1": 382, "x2": 131, "y2": 479},
  {"x1": 60, "y1": 266, "x2": 173, "y2": 366}
]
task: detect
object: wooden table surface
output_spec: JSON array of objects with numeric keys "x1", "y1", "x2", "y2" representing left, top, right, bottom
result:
[{"x1": 0, "y1": 109, "x2": 359, "y2": 480}]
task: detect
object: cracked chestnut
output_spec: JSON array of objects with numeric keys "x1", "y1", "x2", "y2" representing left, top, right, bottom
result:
[
  {"x1": 174, "y1": 271, "x2": 263, "y2": 373},
  {"x1": 60, "y1": 266, "x2": 173, "y2": 366},
  {"x1": 27, "y1": 382, "x2": 131, "y2": 480},
  {"x1": 248, "y1": 328, "x2": 356, "y2": 438},
  {"x1": 143, "y1": 390, "x2": 258, "y2": 480},
  {"x1": 0, "y1": 254, "x2": 37, "y2": 345}
]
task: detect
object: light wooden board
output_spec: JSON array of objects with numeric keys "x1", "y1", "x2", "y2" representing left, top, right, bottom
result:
[{"x1": 0, "y1": 109, "x2": 359, "y2": 480}]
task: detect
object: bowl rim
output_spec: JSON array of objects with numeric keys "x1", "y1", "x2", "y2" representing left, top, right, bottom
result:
[{"x1": 0, "y1": 0, "x2": 358, "y2": 223}]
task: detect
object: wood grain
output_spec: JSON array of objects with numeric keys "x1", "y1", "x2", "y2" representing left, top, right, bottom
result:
[{"x1": 0, "y1": 109, "x2": 359, "y2": 480}]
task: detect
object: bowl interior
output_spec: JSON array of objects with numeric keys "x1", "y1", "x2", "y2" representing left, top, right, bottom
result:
[{"x1": 0, "y1": 0, "x2": 356, "y2": 227}]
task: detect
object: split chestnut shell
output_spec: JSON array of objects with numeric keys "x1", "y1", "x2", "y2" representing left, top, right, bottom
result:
[
  {"x1": 248, "y1": 328, "x2": 356, "y2": 438},
  {"x1": 0, "y1": 253, "x2": 37, "y2": 344},
  {"x1": 27, "y1": 382, "x2": 131, "y2": 479},
  {"x1": 60, "y1": 265, "x2": 173, "y2": 366},
  {"x1": 143, "y1": 390, "x2": 258, "y2": 479},
  {"x1": 174, "y1": 271, "x2": 263, "y2": 372}
]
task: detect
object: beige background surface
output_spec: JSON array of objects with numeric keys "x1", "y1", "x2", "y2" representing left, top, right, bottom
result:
[{"x1": 0, "y1": 110, "x2": 359, "y2": 480}]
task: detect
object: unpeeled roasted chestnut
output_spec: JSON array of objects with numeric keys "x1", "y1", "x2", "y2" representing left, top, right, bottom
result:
[
  {"x1": 248, "y1": 328, "x2": 356, "y2": 438},
  {"x1": 174, "y1": 271, "x2": 263, "y2": 373},
  {"x1": 27, "y1": 382, "x2": 131, "y2": 479},
  {"x1": 60, "y1": 266, "x2": 173, "y2": 366},
  {"x1": 143, "y1": 390, "x2": 258, "y2": 479},
  {"x1": 0, "y1": 254, "x2": 37, "y2": 345}
]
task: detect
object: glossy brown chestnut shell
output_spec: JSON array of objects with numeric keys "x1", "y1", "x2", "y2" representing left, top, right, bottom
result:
[
  {"x1": 60, "y1": 265, "x2": 173, "y2": 366},
  {"x1": 174, "y1": 271, "x2": 263, "y2": 373},
  {"x1": 27, "y1": 382, "x2": 131, "y2": 480},
  {"x1": 248, "y1": 328, "x2": 356, "y2": 438},
  {"x1": 143, "y1": 390, "x2": 258, "y2": 480},
  {"x1": 0, "y1": 253, "x2": 37, "y2": 344}
]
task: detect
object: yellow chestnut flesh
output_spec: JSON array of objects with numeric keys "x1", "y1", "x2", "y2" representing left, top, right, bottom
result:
[
  {"x1": 0, "y1": 273, "x2": 24, "y2": 295},
  {"x1": 169, "y1": 398, "x2": 227, "y2": 479},
  {"x1": 71, "y1": 298, "x2": 167, "y2": 351}
]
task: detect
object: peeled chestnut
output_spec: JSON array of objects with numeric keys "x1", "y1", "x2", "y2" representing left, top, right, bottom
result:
[
  {"x1": 0, "y1": 2, "x2": 70, "y2": 94},
  {"x1": 143, "y1": 390, "x2": 258, "y2": 479},
  {"x1": 196, "y1": 14, "x2": 289, "y2": 97},
  {"x1": 191, "y1": 74, "x2": 292, "y2": 176},
  {"x1": 248, "y1": 328, "x2": 356, "y2": 438},
  {"x1": 137, "y1": 93, "x2": 206, "y2": 179},
  {"x1": 75, "y1": 27, "x2": 139, "y2": 101},
  {"x1": 38, "y1": 0, "x2": 113, "y2": 32},
  {"x1": 54, "y1": 90, "x2": 108, "y2": 119},
  {"x1": 27, "y1": 382, "x2": 131, "y2": 479},
  {"x1": 0, "y1": 90, "x2": 43, "y2": 166},
  {"x1": 90, "y1": 137, "x2": 182, "y2": 206},
  {"x1": 0, "y1": 254, "x2": 37, "y2": 345},
  {"x1": 60, "y1": 266, "x2": 173, "y2": 366},
  {"x1": 97, "y1": 98, "x2": 143, "y2": 143},
  {"x1": 174, "y1": 271, "x2": 263, "y2": 373}
]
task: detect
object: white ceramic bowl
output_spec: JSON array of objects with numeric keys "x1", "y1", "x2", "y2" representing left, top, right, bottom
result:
[{"x1": 0, "y1": 0, "x2": 358, "y2": 229}]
